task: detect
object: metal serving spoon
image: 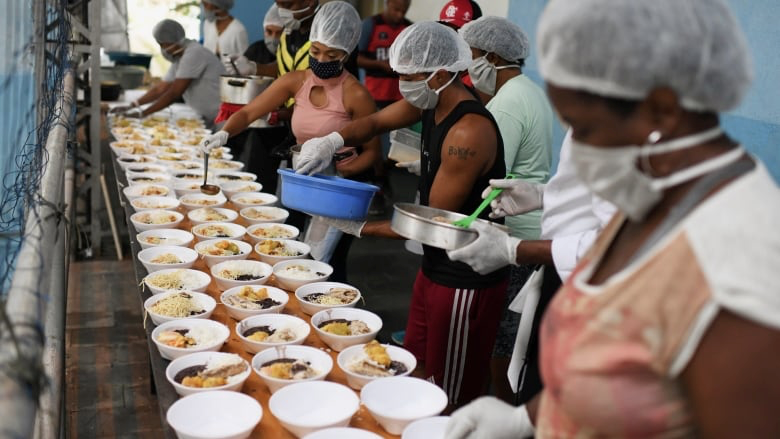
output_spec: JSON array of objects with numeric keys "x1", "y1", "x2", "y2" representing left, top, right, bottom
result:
[{"x1": 200, "y1": 152, "x2": 220, "y2": 195}]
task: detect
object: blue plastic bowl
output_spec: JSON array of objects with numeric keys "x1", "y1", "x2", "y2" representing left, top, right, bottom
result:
[{"x1": 277, "y1": 169, "x2": 379, "y2": 220}]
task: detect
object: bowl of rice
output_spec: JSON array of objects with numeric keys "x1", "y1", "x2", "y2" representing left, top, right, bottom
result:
[
  {"x1": 127, "y1": 172, "x2": 172, "y2": 187},
  {"x1": 337, "y1": 342, "x2": 416, "y2": 390},
  {"x1": 144, "y1": 291, "x2": 216, "y2": 326},
  {"x1": 251, "y1": 345, "x2": 333, "y2": 394},
  {"x1": 220, "y1": 181, "x2": 263, "y2": 199},
  {"x1": 138, "y1": 245, "x2": 198, "y2": 273},
  {"x1": 239, "y1": 206, "x2": 289, "y2": 225},
  {"x1": 229, "y1": 191, "x2": 278, "y2": 210},
  {"x1": 130, "y1": 209, "x2": 184, "y2": 232},
  {"x1": 165, "y1": 352, "x2": 251, "y2": 397},
  {"x1": 220, "y1": 285, "x2": 289, "y2": 320},
  {"x1": 137, "y1": 229, "x2": 195, "y2": 250},
  {"x1": 293, "y1": 281, "x2": 360, "y2": 316},
  {"x1": 125, "y1": 163, "x2": 168, "y2": 175},
  {"x1": 151, "y1": 318, "x2": 229, "y2": 360},
  {"x1": 245, "y1": 223, "x2": 300, "y2": 244},
  {"x1": 194, "y1": 239, "x2": 252, "y2": 268},
  {"x1": 310, "y1": 308, "x2": 382, "y2": 352},
  {"x1": 188, "y1": 208, "x2": 239, "y2": 227},
  {"x1": 143, "y1": 268, "x2": 211, "y2": 295},
  {"x1": 179, "y1": 193, "x2": 228, "y2": 211},
  {"x1": 130, "y1": 195, "x2": 181, "y2": 213},
  {"x1": 208, "y1": 159, "x2": 244, "y2": 172},
  {"x1": 190, "y1": 221, "x2": 245, "y2": 242},
  {"x1": 235, "y1": 313, "x2": 309, "y2": 354},
  {"x1": 211, "y1": 260, "x2": 273, "y2": 291},
  {"x1": 214, "y1": 171, "x2": 257, "y2": 184},
  {"x1": 116, "y1": 154, "x2": 158, "y2": 171},
  {"x1": 254, "y1": 239, "x2": 311, "y2": 266},
  {"x1": 122, "y1": 183, "x2": 170, "y2": 201},
  {"x1": 173, "y1": 181, "x2": 210, "y2": 197},
  {"x1": 273, "y1": 260, "x2": 333, "y2": 291}
]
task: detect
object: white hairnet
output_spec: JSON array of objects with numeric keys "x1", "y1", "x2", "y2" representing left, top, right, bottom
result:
[
  {"x1": 309, "y1": 1, "x2": 361, "y2": 53},
  {"x1": 537, "y1": 0, "x2": 753, "y2": 112},
  {"x1": 459, "y1": 16, "x2": 529, "y2": 62},
  {"x1": 263, "y1": 4, "x2": 283, "y2": 29},
  {"x1": 389, "y1": 21, "x2": 472, "y2": 75},
  {"x1": 153, "y1": 19, "x2": 186, "y2": 44},
  {"x1": 203, "y1": 0, "x2": 234, "y2": 10}
]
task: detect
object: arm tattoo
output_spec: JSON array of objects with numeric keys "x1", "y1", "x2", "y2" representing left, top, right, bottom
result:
[{"x1": 447, "y1": 145, "x2": 477, "y2": 160}]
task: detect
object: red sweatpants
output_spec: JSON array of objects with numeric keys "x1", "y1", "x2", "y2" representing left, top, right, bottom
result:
[{"x1": 403, "y1": 269, "x2": 508, "y2": 405}]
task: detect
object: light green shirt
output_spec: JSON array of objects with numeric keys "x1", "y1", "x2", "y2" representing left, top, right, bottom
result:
[{"x1": 486, "y1": 74, "x2": 553, "y2": 239}]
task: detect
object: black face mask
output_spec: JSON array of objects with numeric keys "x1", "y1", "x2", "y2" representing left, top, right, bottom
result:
[{"x1": 309, "y1": 55, "x2": 344, "y2": 79}]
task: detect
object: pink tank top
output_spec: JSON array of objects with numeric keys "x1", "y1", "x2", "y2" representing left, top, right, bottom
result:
[{"x1": 291, "y1": 70, "x2": 353, "y2": 144}]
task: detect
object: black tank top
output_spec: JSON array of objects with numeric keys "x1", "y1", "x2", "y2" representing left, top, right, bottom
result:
[{"x1": 419, "y1": 99, "x2": 509, "y2": 288}]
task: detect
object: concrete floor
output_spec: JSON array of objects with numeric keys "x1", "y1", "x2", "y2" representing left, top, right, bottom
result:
[{"x1": 65, "y1": 167, "x2": 422, "y2": 437}]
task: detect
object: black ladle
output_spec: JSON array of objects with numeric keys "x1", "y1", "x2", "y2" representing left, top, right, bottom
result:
[{"x1": 200, "y1": 152, "x2": 220, "y2": 195}]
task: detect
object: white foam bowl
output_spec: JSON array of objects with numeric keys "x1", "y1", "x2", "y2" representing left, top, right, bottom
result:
[
  {"x1": 269, "y1": 381, "x2": 360, "y2": 438},
  {"x1": 251, "y1": 345, "x2": 333, "y2": 394},
  {"x1": 190, "y1": 221, "x2": 244, "y2": 242},
  {"x1": 156, "y1": 153, "x2": 195, "y2": 168},
  {"x1": 125, "y1": 163, "x2": 168, "y2": 175},
  {"x1": 130, "y1": 209, "x2": 184, "y2": 232},
  {"x1": 109, "y1": 141, "x2": 151, "y2": 156},
  {"x1": 310, "y1": 308, "x2": 382, "y2": 352},
  {"x1": 235, "y1": 313, "x2": 309, "y2": 354},
  {"x1": 127, "y1": 172, "x2": 172, "y2": 187},
  {"x1": 208, "y1": 159, "x2": 244, "y2": 172},
  {"x1": 303, "y1": 428, "x2": 383, "y2": 439},
  {"x1": 162, "y1": 160, "x2": 204, "y2": 173},
  {"x1": 143, "y1": 291, "x2": 216, "y2": 326},
  {"x1": 142, "y1": 268, "x2": 212, "y2": 295},
  {"x1": 294, "y1": 282, "x2": 361, "y2": 316},
  {"x1": 273, "y1": 260, "x2": 333, "y2": 292},
  {"x1": 245, "y1": 223, "x2": 300, "y2": 244},
  {"x1": 116, "y1": 154, "x2": 158, "y2": 171},
  {"x1": 360, "y1": 377, "x2": 448, "y2": 435},
  {"x1": 174, "y1": 181, "x2": 212, "y2": 197},
  {"x1": 179, "y1": 193, "x2": 228, "y2": 211},
  {"x1": 230, "y1": 192, "x2": 278, "y2": 210},
  {"x1": 254, "y1": 239, "x2": 311, "y2": 265},
  {"x1": 151, "y1": 318, "x2": 230, "y2": 360},
  {"x1": 214, "y1": 171, "x2": 257, "y2": 184},
  {"x1": 210, "y1": 260, "x2": 273, "y2": 291},
  {"x1": 220, "y1": 285, "x2": 289, "y2": 320},
  {"x1": 337, "y1": 343, "x2": 417, "y2": 390},
  {"x1": 123, "y1": 183, "x2": 171, "y2": 201},
  {"x1": 130, "y1": 195, "x2": 181, "y2": 213},
  {"x1": 220, "y1": 181, "x2": 263, "y2": 199},
  {"x1": 137, "y1": 229, "x2": 195, "y2": 250},
  {"x1": 188, "y1": 208, "x2": 240, "y2": 227},
  {"x1": 165, "y1": 352, "x2": 252, "y2": 399},
  {"x1": 194, "y1": 239, "x2": 252, "y2": 268},
  {"x1": 401, "y1": 416, "x2": 450, "y2": 439},
  {"x1": 138, "y1": 245, "x2": 198, "y2": 273},
  {"x1": 167, "y1": 390, "x2": 262, "y2": 439},
  {"x1": 239, "y1": 206, "x2": 290, "y2": 225}
]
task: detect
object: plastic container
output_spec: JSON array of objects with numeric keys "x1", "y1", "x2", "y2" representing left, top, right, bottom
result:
[
  {"x1": 388, "y1": 128, "x2": 422, "y2": 163},
  {"x1": 277, "y1": 169, "x2": 379, "y2": 221}
]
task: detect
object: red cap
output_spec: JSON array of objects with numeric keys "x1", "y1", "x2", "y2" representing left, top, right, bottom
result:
[{"x1": 439, "y1": 0, "x2": 480, "y2": 29}]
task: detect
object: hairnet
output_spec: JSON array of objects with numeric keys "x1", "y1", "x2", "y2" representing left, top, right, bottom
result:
[
  {"x1": 389, "y1": 21, "x2": 472, "y2": 75},
  {"x1": 459, "y1": 16, "x2": 529, "y2": 62},
  {"x1": 263, "y1": 4, "x2": 283, "y2": 29},
  {"x1": 537, "y1": 0, "x2": 753, "y2": 112},
  {"x1": 203, "y1": 0, "x2": 234, "y2": 10},
  {"x1": 153, "y1": 19, "x2": 186, "y2": 44},
  {"x1": 309, "y1": 1, "x2": 361, "y2": 53}
]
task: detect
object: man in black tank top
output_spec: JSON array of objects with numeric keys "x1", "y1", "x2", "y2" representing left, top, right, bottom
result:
[{"x1": 292, "y1": 22, "x2": 509, "y2": 408}]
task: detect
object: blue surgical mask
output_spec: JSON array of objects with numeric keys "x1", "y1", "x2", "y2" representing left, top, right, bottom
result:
[
  {"x1": 399, "y1": 71, "x2": 457, "y2": 110},
  {"x1": 309, "y1": 55, "x2": 345, "y2": 79}
]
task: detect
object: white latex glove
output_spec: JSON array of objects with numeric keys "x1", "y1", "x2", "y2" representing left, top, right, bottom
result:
[
  {"x1": 200, "y1": 130, "x2": 230, "y2": 154},
  {"x1": 295, "y1": 132, "x2": 344, "y2": 175},
  {"x1": 447, "y1": 220, "x2": 520, "y2": 275},
  {"x1": 222, "y1": 54, "x2": 256, "y2": 76},
  {"x1": 108, "y1": 101, "x2": 137, "y2": 114},
  {"x1": 124, "y1": 107, "x2": 143, "y2": 118},
  {"x1": 481, "y1": 179, "x2": 545, "y2": 219},
  {"x1": 395, "y1": 160, "x2": 421, "y2": 176},
  {"x1": 445, "y1": 397, "x2": 534, "y2": 439},
  {"x1": 315, "y1": 215, "x2": 366, "y2": 238}
]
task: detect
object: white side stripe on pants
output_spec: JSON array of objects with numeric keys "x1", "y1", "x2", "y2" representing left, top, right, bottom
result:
[{"x1": 443, "y1": 288, "x2": 475, "y2": 403}]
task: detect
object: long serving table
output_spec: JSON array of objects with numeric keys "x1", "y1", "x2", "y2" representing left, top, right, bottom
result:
[{"x1": 108, "y1": 121, "x2": 397, "y2": 438}]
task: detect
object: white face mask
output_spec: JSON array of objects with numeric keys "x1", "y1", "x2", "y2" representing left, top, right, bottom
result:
[
  {"x1": 467, "y1": 54, "x2": 519, "y2": 96},
  {"x1": 265, "y1": 38, "x2": 280, "y2": 54},
  {"x1": 399, "y1": 71, "x2": 457, "y2": 110},
  {"x1": 278, "y1": 4, "x2": 315, "y2": 33},
  {"x1": 570, "y1": 126, "x2": 743, "y2": 221}
]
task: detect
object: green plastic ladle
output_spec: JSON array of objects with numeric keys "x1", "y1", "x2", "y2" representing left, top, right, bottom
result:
[{"x1": 452, "y1": 174, "x2": 517, "y2": 228}]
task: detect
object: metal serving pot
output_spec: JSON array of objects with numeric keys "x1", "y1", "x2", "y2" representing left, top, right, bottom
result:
[
  {"x1": 219, "y1": 75, "x2": 274, "y2": 105},
  {"x1": 391, "y1": 203, "x2": 508, "y2": 250}
]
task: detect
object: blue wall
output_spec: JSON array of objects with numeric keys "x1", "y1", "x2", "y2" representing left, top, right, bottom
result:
[
  {"x1": 507, "y1": 0, "x2": 780, "y2": 181},
  {"x1": 229, "y1": 0, "x2": 276, "y2": 45}
]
